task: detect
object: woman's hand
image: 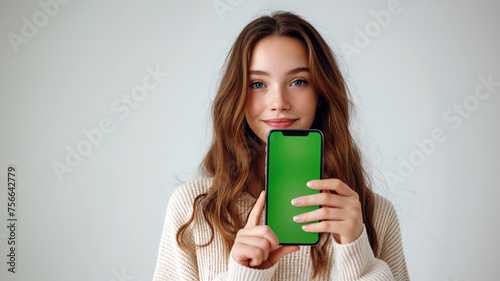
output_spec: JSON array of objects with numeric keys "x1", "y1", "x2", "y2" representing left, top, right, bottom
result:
[
  {"x1": 232, "y1": 191, "x2": 300, "y2": 269},
  {"x1": 291, "y1": 179, "x2": 364, "y2": 244}
]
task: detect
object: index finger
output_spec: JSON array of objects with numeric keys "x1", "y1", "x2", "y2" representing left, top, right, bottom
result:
[
  {"x1": 306, "y1": 179, "x2": 356, "y2": 197},
  {"x1": 246, "y1": 191, "x2": 266, "y2": 228}
]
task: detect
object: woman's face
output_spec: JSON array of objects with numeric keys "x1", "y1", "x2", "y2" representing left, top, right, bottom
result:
[{"x1": 245, "y1": 36, "x2": 319, "y2": 143}]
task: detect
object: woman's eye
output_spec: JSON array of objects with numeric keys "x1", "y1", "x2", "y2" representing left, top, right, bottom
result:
[
  {"x1": 291, "y1": 80, "x2": 306, "y2": 87},
  {"x1": 251, "y1": 82, "x2": 265, "y2": 88}
]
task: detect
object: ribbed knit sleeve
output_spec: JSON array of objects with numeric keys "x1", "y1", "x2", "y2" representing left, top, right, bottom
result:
[
  {"x1": 329, "y1": 194, "x2": 410, "y2": 280},
  {"x1": 213, "y1": 251, "x2": 278, "y2": 281},
  {"x1": 331, "y1": 226, "x2": 394, "y2": 280},
  {"x1": 152, "y1": 181, "x2": 201, "y2": 281},
  {"x1": 373, "y1": 194, "x2": 410, "y2": 281}
]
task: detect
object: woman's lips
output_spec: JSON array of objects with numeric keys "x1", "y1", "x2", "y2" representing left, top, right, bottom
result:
[{"x1": 263, "y1": 118, "x2": 298, "y2": 129}]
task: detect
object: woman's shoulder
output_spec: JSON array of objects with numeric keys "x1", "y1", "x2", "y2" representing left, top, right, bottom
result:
[
  {"x1": 372, "y1": 192, "x2": 397, "y2": 216},
  {"x1": 167, "y1": 177, "x2": 214, "y2": 213},
  {"x1": 167, "y1": 178, "x2": 213, "y2": 217}
]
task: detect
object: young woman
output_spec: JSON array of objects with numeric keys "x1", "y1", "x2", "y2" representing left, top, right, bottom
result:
[{"x1": 153, "y1": 11, "x2": 410, "y2": 281}]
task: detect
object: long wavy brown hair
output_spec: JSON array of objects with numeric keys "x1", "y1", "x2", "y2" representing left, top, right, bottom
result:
[{"x1": 177, "y1": 11, "x2": 378, "y2": 279}]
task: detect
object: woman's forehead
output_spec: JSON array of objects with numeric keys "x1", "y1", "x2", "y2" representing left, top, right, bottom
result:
[{"x1": 248, "y1": 36, "x2": 309, "y2": 75}]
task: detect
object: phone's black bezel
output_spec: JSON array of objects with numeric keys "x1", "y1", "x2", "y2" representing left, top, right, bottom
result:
[{"x1": 264, "y1": 129, "x2": 324, "y2": 246}]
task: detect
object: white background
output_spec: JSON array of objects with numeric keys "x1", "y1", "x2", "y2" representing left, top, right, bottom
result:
[{"x1": 1, "y1": 0, "x2": 499, "y2": 280}]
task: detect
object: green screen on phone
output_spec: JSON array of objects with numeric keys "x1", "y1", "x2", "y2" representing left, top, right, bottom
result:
[{"x1": 265, "y1": 129, "x2": 323, "y2": 245}]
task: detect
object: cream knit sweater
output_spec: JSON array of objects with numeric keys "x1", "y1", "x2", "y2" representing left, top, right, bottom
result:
[{"x1": 153, "y1": 178, "x2": 409, "y2": 280}]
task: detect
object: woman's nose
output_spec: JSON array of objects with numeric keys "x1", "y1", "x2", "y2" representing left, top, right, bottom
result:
[{"x1": 268, "y1": 86, "x2": 291, "y2": 112}]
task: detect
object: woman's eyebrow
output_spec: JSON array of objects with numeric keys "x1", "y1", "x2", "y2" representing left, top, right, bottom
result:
[{"x1": 248, "y1": 67, "x2": 310, "y2": 76}]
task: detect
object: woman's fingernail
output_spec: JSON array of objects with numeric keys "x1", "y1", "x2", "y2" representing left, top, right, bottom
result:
[
  {"x1": 291, "y1": 198, "x2": 301, "y2": 205},
  {"x1": 302, "y1": 224, "x2": 310, "y2": 231},
  {"x1": 307, "y1": 181, "x2": 316, "y2": 188},
  {"x1": 293, "y1": 215, "x2": 302, "y2": 222}
]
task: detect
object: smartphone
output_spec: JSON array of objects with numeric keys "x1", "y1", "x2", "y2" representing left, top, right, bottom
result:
[{"x1": 265, "y1": 129, "x2": 323, "y2": 245}]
